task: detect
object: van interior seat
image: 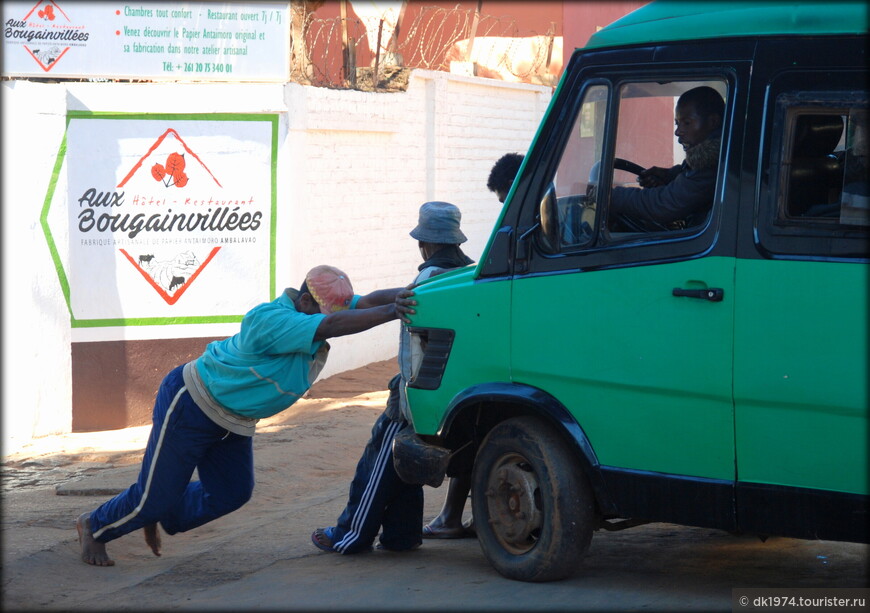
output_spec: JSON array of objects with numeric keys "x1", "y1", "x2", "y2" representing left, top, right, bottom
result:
[{"x1": 788, "y1": 115, "x2": 845, "y2": 217}]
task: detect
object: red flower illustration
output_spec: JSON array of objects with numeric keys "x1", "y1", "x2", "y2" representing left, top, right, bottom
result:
[
  {"x1": 151, "y1": 152, "x2": 189, "y2": 188},
  {"x1": 38, "y1": 4, "x2": 56, "y2": 20}
]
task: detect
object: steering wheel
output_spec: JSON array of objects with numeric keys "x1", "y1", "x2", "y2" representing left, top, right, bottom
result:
[
  {"x1": 610, "y1": 158, "x2": 670, "y2": 232},
  {"x1": 614, "y1": 157, "x2": 645, "y2": 176}
]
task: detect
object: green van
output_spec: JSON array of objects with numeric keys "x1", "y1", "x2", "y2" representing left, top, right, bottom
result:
[{"x1": 400, "y1": 1, "x2": 868, "y2": 582}]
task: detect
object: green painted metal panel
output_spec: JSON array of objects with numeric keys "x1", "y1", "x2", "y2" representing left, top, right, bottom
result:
[
  {"x1": 510, "y1": 256, "x2": 736, "y2": 480},
  {"x1": 586, "y1": 1, "x2": 868, "y2": 50},
  {"x1": 405, "y1": 268, "x2": 511, "y2": 435},
  {"x1": 734, "y1": 259, "x2": 869, "y2": 495}
]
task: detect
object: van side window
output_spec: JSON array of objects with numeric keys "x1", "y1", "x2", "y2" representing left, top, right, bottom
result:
[
  {"x1": 782, "y1": 108, "x2": 869, "y2": 227},
  {"x1": 548, "y1": 79, "x2": 727, "y2": 253},
  {"x1": 842, "y1": 109, "x2": 870, "y2": 225},
  {"x1": 607, "y1": 82, "x2": 726, "y2": 237},
  {"x1": 756, "y1": 81, "x2": 868, "y2": 260}
]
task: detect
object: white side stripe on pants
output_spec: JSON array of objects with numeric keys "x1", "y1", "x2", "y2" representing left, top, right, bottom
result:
[
  {"x1": 333, "y1": 419, "x2": 403, "y2": 553},
  {"x1": 92, "y1": 386, "x2": 186, "y2": 540}
]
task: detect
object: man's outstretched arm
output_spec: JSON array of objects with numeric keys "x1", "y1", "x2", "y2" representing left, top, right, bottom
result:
[
  {"x1": 314, "y1": 289, "x2": 416, "y2": 341},
  {"x1": 354, "y1": 286, "x2": 414, "y2": 309}
]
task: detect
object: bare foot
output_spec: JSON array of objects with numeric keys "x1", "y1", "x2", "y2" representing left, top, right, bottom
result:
[
  {"x1": 143, "y1": 523, "x2": 161, "y2": 557},
  {"x1": 76, "y1": 513, "x2": 114, "y2": 566}
]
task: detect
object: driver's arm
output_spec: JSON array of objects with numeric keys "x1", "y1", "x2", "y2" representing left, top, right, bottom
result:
[{"x1": 638, "y1": 165, "x2": 679, "y2": 188}]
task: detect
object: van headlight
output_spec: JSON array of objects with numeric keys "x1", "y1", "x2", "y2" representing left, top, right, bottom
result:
[{"x1": 407, "y1": 327, "x2": 455, "y2": 390}]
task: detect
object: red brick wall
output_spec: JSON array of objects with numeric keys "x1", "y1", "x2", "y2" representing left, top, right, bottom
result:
[
  {"x1": 71, "y1": 338, "x2": 222, "y2": 431},
  {"x1": 563, "y1": 1, "x2": 649, "y2": 60}
]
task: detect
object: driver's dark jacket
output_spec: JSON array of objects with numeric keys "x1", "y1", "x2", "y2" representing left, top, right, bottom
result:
[{"x1": 611, "y1": 136, "x2": 720, "y2": 231}]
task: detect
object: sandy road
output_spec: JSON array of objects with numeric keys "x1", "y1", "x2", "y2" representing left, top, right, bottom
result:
[{"x1": 2, "y1": 360, "x2": 867, "y2": 612}]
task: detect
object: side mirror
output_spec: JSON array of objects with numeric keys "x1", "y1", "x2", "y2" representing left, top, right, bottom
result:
[
  {"x1": 484, "y1": 226, "x2": 512, "y2": 276},
  {"x1": 538, "y1": 183, "x2": 560, "y2": 254}
]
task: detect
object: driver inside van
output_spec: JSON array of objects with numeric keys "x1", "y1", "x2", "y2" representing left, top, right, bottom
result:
[{"x1": 610, "y1": 86, "x2": 724, "y2": 232}]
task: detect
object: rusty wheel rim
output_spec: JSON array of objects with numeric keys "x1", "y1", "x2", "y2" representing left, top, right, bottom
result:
[{"x1": 483, "y1": 452, "x2": 543, "y2": 555}]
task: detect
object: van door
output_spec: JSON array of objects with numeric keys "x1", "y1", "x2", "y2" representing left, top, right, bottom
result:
[
  {"x1": 508, "y1": 69, "x2": 742, "y2": 525},
  {"x1": 733, "y1": 48, "x2": 868, "y2": 539}
]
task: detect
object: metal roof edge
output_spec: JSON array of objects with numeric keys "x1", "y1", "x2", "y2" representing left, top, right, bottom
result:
[{"x1": 585, "y1": 1, "x2": 869, "y2": 50}]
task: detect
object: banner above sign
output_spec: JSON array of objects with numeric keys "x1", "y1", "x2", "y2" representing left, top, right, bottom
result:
[{"x1": 2, "y1": 1, "x2": 289, "y2": 81}]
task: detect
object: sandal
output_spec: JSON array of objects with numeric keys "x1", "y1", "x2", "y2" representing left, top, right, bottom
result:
[
  {"x1": 422, "y1": 523, "x2": 474, "y2": 539},
  {"x1": 311, "y1": 528, "x2": 336, "y2": 552}
]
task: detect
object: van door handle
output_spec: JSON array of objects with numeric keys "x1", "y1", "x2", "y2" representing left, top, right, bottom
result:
[{"x1": 672, "y1": 287, "x2": 724, "y2": 302}]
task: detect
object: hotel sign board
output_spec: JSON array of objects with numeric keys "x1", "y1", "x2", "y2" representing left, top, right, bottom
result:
[
  {"x1": 2, "y1": 1, "x2": 290, "y2": 81},
  {"x1": 42, "y1": 113, "x2": 279, "y2": 328}
]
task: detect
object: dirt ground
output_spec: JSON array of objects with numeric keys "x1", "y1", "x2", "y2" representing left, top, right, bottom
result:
[{"x1": 2, "y1": 359, "x2": 867, "y2": 612}]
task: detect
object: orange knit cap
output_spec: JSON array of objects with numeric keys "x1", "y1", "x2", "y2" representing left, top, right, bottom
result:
[{"x1": 304, "y1": 265, "x2": 354, "y2": 314}]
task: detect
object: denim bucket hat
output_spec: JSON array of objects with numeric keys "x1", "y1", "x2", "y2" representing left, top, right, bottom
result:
[{"x1": 409, "y1": 201, "x2": 467, "y2": 244}]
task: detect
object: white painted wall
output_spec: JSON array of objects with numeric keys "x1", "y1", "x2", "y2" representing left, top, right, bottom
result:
[{"x1": 1, "y1": 70, "x2": 551, "y2": 451}]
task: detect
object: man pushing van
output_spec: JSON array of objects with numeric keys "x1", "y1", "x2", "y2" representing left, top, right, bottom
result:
[{"x1": 76, "y1": 267, "x2": 416, "y2": 566}]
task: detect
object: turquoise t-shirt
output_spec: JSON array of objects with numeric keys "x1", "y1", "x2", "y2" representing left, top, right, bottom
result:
[{"x1": 195, "y1": 289, "x2": 339, "y2": 419}]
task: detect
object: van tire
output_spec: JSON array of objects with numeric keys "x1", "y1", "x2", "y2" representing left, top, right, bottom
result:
[{"x1": 471, "y1": 416, "x2": 595, "y2": 582}]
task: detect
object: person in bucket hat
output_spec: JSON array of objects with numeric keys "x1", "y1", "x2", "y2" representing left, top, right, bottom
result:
[
  {"x1": 312, "y1": 202, "x2": 473, "y2": 555},
  {"x1": 409, "y1": 201, "x2": 467, "y2": 244},
  {"x1": 76, "y1": 266, "x2": 417, "y2": 566}
]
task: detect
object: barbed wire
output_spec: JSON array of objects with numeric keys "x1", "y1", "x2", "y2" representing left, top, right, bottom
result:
[
  {"x1": 2, "y1": 5, "x2": 559, "y2": 89},
  {"x1": 402, "y1": 8, "x2": 522, "y2": 70},
  {"x1": 298, "y1": 5, "x2": 561, "y2": 91}
]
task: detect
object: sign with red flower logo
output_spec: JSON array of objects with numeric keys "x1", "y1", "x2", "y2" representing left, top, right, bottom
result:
[
  {"x1": 3, "y1": 1, "x2": 90, "y2": 73},
  {"x1": 41, "y1": 113, "x2": 278, "y2": 327},
  {"x1": 3, "y1": 1, "x2": 288, "y2": 81}
]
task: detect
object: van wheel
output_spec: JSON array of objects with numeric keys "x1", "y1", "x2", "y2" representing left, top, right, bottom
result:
[{"x1": 471, "y1": 416, "x2": 595, "y2": 582}]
